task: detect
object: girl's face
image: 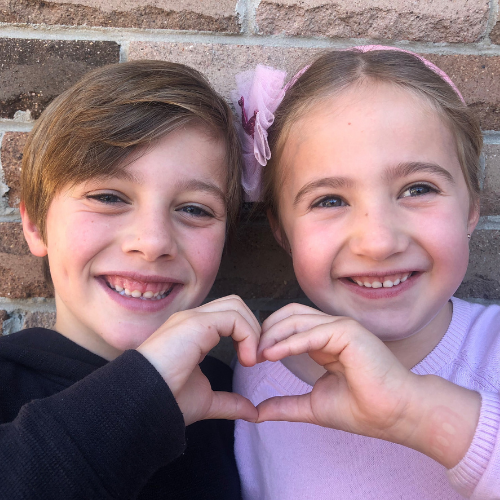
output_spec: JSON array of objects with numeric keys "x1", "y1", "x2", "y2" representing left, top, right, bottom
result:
[{"x1": 276, "y1": 82, "x2": 479, "y2": 343}]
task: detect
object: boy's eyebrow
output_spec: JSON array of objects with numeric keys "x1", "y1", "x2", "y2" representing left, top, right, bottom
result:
[
  {"x1": 294, "y1": 177, "x2": 354, "y2": 206},
  {"x1": 384, "y1": 162, "x2": 455, "y2": 183},
  {"x1": 174, "y1": 179, "x2": 226, "y2": 203}
]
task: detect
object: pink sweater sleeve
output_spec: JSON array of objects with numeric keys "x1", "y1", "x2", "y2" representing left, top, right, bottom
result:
[{"x1": 447, "y1": 390, "x2": 500, "y2": 498}]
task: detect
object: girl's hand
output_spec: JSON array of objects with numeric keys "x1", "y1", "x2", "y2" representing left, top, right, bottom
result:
[
  {"x1": 257, "y1": 303, "x2": 481, "y2": 469},
  {"x1": 137, "y1": 295, "x2": 260, "y2": 426}
]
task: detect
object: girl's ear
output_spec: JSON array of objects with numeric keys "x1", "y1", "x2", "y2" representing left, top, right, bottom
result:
[
  {"x1": 267, "y1": 209, "x2": 290, "y2": 253},
  {"x1": 20, "y1": 202, "x2": 48, "y2": 257}
]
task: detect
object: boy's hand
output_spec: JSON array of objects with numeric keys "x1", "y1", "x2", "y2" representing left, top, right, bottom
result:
[
  {"x1": 137, "y1": 295, "x2": 260, "y2": 426},
  {"x1": 257, "y1": 303, "x2": 481, "y2": 469}
]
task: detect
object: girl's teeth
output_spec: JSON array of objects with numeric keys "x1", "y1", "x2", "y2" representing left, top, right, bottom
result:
[
  {"x1": 143, "y1": 291, "x2": 154, "y2": 299},
  {"x1": 352, "y1": 273, "x2": 411, "y2": 288},
  {"x1": 124, "y1": 288, "x2": 131, "y2": 296},
  {"x1": 115, "y1": 285, "x2": 124, "y2": 292},
  {"x1": 131, "y1": 290, "x2": 141, "y2": 298},
  {"x1": 107, "y1": 280, "x2": 172, "y2": 300}
]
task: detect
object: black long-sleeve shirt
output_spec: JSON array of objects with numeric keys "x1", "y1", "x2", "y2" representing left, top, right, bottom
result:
[{"x1": 0, "y1": 328, "x2": 241, "y2": 499}]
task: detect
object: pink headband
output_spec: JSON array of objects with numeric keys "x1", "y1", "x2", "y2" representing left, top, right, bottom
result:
[{"x1": 231, "y1": 45, "x2": 465, "y2": 202}]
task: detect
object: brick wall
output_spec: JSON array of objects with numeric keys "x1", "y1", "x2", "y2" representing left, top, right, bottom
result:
[{"x1": 1, "y1": 0, "x2": 500, "y2": 363}]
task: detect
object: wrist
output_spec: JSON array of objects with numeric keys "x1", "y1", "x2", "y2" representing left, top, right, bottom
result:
[{"x1": 397, "y1": 374, "x2": 481, "y2": 468}]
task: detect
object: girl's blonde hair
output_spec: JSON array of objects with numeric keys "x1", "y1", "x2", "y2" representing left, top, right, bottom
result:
[{"x1": 263, "y1": 49, "x2": 482, "y2": 223}]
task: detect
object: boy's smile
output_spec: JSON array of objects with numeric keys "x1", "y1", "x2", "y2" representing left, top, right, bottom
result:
[
  {"x1": 23, "y1": 124, "x2": 228, "y2": 359},
  {"x1": 277, "y1": 82, "x2": 479, "y2": 365}
]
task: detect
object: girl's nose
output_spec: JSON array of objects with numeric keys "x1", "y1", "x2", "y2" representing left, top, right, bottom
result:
[
  {"x1": 122, "y1": 210, "x2": 177, "y2": 262},
  {"x1": 348, "y1": 207, "x2": 409, "y2": 261}
]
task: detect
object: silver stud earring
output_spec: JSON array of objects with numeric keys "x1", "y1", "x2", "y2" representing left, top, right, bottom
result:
[{"x1": 467, "y1": 234, "x2": 471, "y2": 240}]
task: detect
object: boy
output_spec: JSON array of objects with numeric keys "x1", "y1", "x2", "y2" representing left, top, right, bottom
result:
[{"x1": 0, "y1": 60, "x2": 259, "y2": 499}]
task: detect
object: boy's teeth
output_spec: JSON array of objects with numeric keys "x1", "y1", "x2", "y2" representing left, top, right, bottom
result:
[
  {"x1": 352, "y1": 273, "x2": 412, "y2": 288},
  {"x1": 105, "y1": 278, "x2": 173, "y2": 300}
]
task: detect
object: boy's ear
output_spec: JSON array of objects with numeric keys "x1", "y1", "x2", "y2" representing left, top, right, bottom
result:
[
  {"x1": 467, "y1": 198, "x2": 481, "y2": 235},
  {"x1": 267, "y1": 209, "x2": 290, "y2": 253},
  {"x1": 20, "y1": 202, "x2": 48, "y2": 257}
]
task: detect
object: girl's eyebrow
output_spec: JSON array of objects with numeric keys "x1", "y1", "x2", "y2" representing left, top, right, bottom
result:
[
  {"x1": 384, "y1": 162, "x2": 455, "y2": 184},
  {"x1": 294, "y1": 177, "x2": 354, "y2": 206}
]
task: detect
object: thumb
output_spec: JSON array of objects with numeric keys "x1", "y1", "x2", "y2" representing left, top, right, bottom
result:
[
  {"x1": 203, "y1": 391, "x2": 259, "y2": 422},
  {"x1": 256, "y1": 394, "x2": 316, "y2": 424}
]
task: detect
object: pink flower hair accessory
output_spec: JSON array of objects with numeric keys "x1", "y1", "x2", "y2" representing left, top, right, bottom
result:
[{"x1": 233, "y1": 46, "x2": 464, "y2": 201}]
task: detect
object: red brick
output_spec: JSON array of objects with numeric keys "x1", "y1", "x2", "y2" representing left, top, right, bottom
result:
[
  {"x1": 0, "y1": 0, "x2": 239, "y2": 32},
  {"x1": 1, "y1": 132, "x2": 27, "y2": 208},
  {"x1": 23, "y1": 311, "x2": 56, "y2": 330},
  {"x1": 256, "y1": 0, "x2": 488, "y2": 43},
  {"x1": 480, "y1": 144, "x2": 500, "y2": 216},
  {"x1": 0, "y1": 39, "x2": 120, "y2": 120},
  {"x1": 424, "y1": 54, "x2": 500, "y2": 131},
  {"x1": 456, "y1": 230, "x2": 500, "y2": 300},
  {"x1": 0, "y1": 223, "x2": 53, "y2": 298},
  {"x1": 129, "y1": 43, "x2": 500, "y2": 131}
]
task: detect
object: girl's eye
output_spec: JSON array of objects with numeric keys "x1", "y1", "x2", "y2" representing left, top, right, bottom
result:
[
  {"x1": 86, "y1": 193, "x2": 125, "y2": 204},
  {"x1": 178, "y1": 205, "x2": 213, "y2": 218},
  {"x1": 313, "y1": 196, "x2": 347, "y2": 209},
  {"x1": 400, "y1": 184, "x2": 438, "y2": 198}
]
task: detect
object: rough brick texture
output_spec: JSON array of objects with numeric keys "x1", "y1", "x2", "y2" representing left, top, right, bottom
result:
[
  {"x1": 210, "y1": 220, "x2": 303, "y2": 300},
  {"x1": 0, "y1": 39, "x2": 120, "y2": 120},
  {"x1": 456, "y1": 230, "x2": 500, "y2": 300},
  {"x1": 423, "y1": 54, "x2": 500, "y2": 131},
  {"x1": 0, "y1": 311, "x2": 7, "y2": 334},
  {"x1": 129, "y1": 42, "x2": 322, "y2": 101},
  {"x1": 0, "y1": 0, "x2": 239, "y2": 32},
  {"x1": 481, "y1": 144, "x2": 500, "y2": 216},
  {"x1": 0, "y1": 223, "x2": 53, "y2": 299},
  {"x1": 1, "y1": 132, "x2": 27, "y2": 209},
  {"x1": 129, "y1": 44, "x2": 500, "y2": 132},
  {"x1": 256, "y1": 0, "x2": 489, "y2": 43},
  {"x1": 23, "y1": 311, "x2": 56, "y2": 330}
]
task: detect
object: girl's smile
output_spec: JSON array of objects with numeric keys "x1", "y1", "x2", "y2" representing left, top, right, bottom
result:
[{"x1": 276, "y1": 81, "x2": 479, "y2": 367}]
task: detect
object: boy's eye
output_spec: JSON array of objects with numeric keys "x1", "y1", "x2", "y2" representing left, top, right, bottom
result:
[
  {"x1": 400, "y1": 184, "x2": 438, "y2": 198},
  {"x1": 177, "y1": 205, "x2": 213, "y2": 218},
  {"x1": 313, "y1": 196, "x2": 347, "y2": 208},
  {"x1": 86, "y1": 193, "x2": 125, "y2": 204}
]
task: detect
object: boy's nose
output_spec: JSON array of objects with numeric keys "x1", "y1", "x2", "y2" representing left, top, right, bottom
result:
[
  {"x1": 348, "y1": 207, "x2": 409, "y2": 261},
  {"x1": 122, "y1": 210, "x2": 178, "y2": 262}
]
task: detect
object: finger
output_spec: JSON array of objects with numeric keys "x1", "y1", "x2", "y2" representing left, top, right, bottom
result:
[
  {"x1": 259, "y1": 313, "x2": 342, "y2": 354},
  {"x1": 262, "y1": 303, "x2": 326, "y2": 332},
  {"x1": 198, "y1": 295, "x2": 261, "y2": 337},
  {"x1": 262, "y1": 322, "x2": 345, "y2": 363},
  {"x1": 256, "y1": 394, "x2": 316, "y2": 424},
  {"x1": 203, "y1": 391, "x2": 258, "y2": 422}
]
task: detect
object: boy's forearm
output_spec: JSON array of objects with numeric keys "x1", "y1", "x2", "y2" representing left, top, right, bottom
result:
[{"x1": 395, "y1": 374, "x2": 481, "y2": 469}]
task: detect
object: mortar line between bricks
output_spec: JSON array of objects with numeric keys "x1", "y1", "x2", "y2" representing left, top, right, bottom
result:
[
  {"x1": 477, "y1": 215, "x2": 500, "y2": 230},
  {"x1": 483, "y1": 131, "x2": 500, "y2": 143},
  {"x1": 0, "y1": 213, "x2": 21, "y2": 222},
  {"x1": 0, "y1": 297, "x2": 55, "y2": 313},
  {"x1": 119, "y1": 40, "x2": 130, "y2": 62},
  {"x1": 2, "y1": 24, "x2": 500, "y2": 55},
  {"x1": 485, "y1": 0, "x2": 500, "y2": 41},
  {"x1": 0, "y1": 120, "x2": 33, "y2": 133}
]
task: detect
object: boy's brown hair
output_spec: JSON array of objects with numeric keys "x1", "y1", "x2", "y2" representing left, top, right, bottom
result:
[
  {"x1": 22, "y1": 59, "x2": 242, "y2": 239},
  {"x1": 21, "y1": 60, "x2": 242, "y2": 284},
  {"x1": 263, "y1": 49, "x2": 482, "y2": 225}
]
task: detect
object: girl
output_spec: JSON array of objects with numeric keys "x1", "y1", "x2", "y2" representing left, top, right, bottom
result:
[{"x1": 233, "y1": 47, "x2": 500, "y2": 499}]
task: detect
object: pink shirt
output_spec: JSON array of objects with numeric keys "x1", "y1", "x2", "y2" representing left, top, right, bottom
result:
[{"x1": 234, "y1": 298, "x2": 500, "y2": 499}]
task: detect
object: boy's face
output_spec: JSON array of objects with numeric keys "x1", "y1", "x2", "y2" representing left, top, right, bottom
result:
[{"x1": 25, "y1": 124, "x2": 228, "y2": 359}]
